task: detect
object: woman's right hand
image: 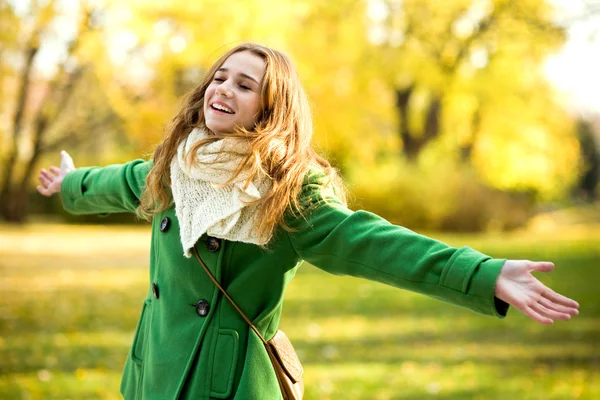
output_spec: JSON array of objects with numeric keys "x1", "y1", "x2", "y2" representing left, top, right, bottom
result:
[{"x1": 37, "y1": 150, "x2": 75, "y2": 197}]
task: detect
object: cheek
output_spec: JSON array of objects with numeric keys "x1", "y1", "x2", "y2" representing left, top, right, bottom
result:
[
  {"x1": 248, "y1": 95, "x2": 262, "y2": 116},
  {"x1": 203, "y1": 87, "x2": 215, "y2": 108}
]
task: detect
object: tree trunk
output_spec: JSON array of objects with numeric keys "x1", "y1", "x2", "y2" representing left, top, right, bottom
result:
[
  {"x1": 576, "y1": 119, "x2": 599, "y2": 200},
  {"x1": 0, "y1": 149, "x2": 42, "y2": 223},
  {"x1": 460, "y1": 107, "x2": 481, "y2": 162},
  {"x1": 0, "y1": 42, "x2": 39, "y2": 223},
  {"x1": 395, "y1": 86, "x2": 416, "y2": 159},
  {"x1": 423, "y1": 95, "x2": 441, "y2": 144},
  {"x1": 395, "y1": 86, "x2": 442, "y2": 161}
]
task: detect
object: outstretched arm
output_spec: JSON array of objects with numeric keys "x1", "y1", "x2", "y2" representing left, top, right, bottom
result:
[
  {"x1": 495, "y1": 260, "x2": 579, "y2": 324},
  {"x1": 287, "y1": 170, "x2": 580, "y2": 325},
  {"x1": 37, "y1": 151, "x2": 152, "y2": 214}
]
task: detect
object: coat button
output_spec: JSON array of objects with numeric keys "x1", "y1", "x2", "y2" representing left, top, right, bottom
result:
[
  {"x1": 159, "y1": 217, "x2": 170, "y2": 232},
  {"x1": 152, "y1": 283, "x2": 159, "y2": 299},
  {"x1": 206, "y1": 237, "x2": 221, "y2": 252},
  {"x1": 195, "y1": 299, "x2": 210, "y2": 317}
]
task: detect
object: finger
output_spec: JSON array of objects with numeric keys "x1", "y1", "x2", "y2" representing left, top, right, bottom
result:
[
  {"x1": 523, "y1": 305, "x2": 554, "y2": 325},
  {"x1": 49, "y1": 166, "x2": 61, "y2": 175},
  {"x1": 531, "y1": 302, "x2": 571, "y2": 321},
  {"x1": 528, "y1": 261, "x2": 554, "y2": 273},
  {"x1": 40, "y1": 168, "x2": 56, "y2": 180},
  {"x1": 40, "y1": 168, "x2": 56, "y2": 179},
  {"x1": 38, "y1": 173, "x2": 52, "y2": 188},
  {"x1": 39, "y1": 171, "x2": 56, "y2": 185},
  {"x1": 539, "y1": 297, "x2": 579, "y2": 316},
  {"x1": 542, "y1": 287, "x2": 580, "y2": 308},
  {"x1": 60, "y1": 150, "x2": 75, "y2": 170},
  {"x1": 36, "y1": 185, "x2": 52, "y2": 197}
]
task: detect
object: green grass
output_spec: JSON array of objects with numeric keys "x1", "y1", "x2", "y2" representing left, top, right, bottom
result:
[{"x1": 0, "y1": 223, "x2": 599, "y2": 399}]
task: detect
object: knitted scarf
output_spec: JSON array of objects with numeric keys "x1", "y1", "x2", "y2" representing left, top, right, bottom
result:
[{"x1": 170, "y1": 127, "x2": 271, "y2": 258}]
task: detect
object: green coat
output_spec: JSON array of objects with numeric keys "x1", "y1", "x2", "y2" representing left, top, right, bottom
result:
[{"x1": 60, "y1": 159, "x2": 509, "y2": 400}]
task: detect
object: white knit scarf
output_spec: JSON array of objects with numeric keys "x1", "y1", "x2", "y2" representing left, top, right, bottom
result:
[{"x1": 170, "y1": 127, "x2": 271, "y2": 258}]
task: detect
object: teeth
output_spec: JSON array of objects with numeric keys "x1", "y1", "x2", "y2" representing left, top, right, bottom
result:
[{"x1": 212, "y1": 103, "x2": 233, "y2": 113}]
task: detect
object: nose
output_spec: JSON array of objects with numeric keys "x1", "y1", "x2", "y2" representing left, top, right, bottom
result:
[{"x1": 215, "y1": 81, "x2": 233, "y2": 98}]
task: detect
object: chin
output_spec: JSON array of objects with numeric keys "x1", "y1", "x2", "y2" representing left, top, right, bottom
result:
[{"x1": 205, "y1": 122, "x2": 233, "y2": 135}]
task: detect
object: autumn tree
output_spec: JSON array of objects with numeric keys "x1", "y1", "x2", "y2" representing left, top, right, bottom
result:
[
  {"x1": 362, "y1": 0, "x2": 565, "y2": 161},
  {"x1": 0, "y1": 0, "x2": 587, "y2": 224},
  {"x1": 292, "y1": 0, "x2": 580, "y2": 197},
  {"x1": 0, "y1": 0, "x2": 121, "y2": 222}
]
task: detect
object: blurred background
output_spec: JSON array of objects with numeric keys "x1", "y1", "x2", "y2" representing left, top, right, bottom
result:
[{"x1": 0, "y1": 0, "x2": 599, "y2": 399}]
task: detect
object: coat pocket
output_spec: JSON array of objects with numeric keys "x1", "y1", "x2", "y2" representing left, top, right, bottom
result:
[
  {"x1": 131, "y1": 299, "x2": 152, "y2": 365},
  {"x1": 210, "y1": 329, "x2": 240, "y2": 399}
]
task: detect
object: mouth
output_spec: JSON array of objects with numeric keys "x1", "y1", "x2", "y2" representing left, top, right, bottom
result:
[{"x1": 210, "y1": 102, "x2": 235, "y2": 114}]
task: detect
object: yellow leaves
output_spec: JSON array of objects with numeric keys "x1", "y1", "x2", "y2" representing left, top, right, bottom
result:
[
  {"x1": 0, "y1": 2, "x2": 19, "y2": 51},
  {"x1": 125, "y1": 97, "x2": 175, "y2": 150},
  {"x1": 473, "y1": 116, "x2": 579, "y2": 198},
  {"x1": 94, "y1": 0, "x2": 579, "y2": 200},
  {"x1": 75, "y1": 368, "x2": 88, "y2": 380},
  {"x1": 2, "y1": 0, "x2": 583, "y2": 206},
  {"x1": 74, "y1": 29, "x2": 105, "y2": 65},
  {"x1": 36, "y1": 0, "x2": 58, "y2": 32}
]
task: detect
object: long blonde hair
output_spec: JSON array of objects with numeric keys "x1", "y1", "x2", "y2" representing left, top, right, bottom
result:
[{"x1": 138, "y1": 43, "x2": 346, "y2": 242}]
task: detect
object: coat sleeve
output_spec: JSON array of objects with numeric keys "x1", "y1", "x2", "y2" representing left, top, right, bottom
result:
[
  {"x1": 285, "y1": 171, "x2": 510, "y2": 318},
  {"x1": 60, "y1": 159, "x2": 153, "y2": 215}
]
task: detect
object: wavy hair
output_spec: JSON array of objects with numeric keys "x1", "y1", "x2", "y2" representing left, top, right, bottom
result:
[{"x1": 138, "y1": 43, "x2": 346, "y2": 243}]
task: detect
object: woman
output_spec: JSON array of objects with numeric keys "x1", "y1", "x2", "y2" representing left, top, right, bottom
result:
[{"x1": 37, "y1": 43, "x2": 579, "y2": 399}]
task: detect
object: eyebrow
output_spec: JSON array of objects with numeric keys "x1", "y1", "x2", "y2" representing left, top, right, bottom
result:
[{"x1": 216, "y1": 68, "x2": 260, "y2": 84}]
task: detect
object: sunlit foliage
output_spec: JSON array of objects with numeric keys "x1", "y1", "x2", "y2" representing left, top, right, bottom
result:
[{"x1": 0, "y1": 0, "x2": 585, "y2": 225}]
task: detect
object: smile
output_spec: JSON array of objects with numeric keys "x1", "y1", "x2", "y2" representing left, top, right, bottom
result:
[{"x1": 211, "y1": 102, "x2": 234, "y2": 114}]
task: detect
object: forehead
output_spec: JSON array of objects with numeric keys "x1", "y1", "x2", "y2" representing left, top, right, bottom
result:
[{"x1": 219, "y1": 51, "x2": 266, "y2": 81}]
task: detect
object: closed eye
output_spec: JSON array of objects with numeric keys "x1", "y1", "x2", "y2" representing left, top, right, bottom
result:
[{"x1": 239, "y1": 84, "x2": 251, "y2": 90}]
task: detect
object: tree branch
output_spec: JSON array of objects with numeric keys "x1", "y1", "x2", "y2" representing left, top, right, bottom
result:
[
  {"x1": 31, "y1": 6, "x2": 93, "y2": 138},
  {"x1": 42, "y1": 111, "x2": 119, "y2": 154},
  {"x1": 443, "y1": 5, "x2": 503, "y2": 75}
]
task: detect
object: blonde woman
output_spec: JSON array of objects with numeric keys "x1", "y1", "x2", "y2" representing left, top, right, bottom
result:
[{"x1": 37, "y1": 43, "x2": 579, "y2": 400}]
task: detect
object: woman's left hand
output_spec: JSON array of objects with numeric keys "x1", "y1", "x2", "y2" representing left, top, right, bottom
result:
[{"x1": 494, "y1": 260, "x2": 580, "y2": 324}]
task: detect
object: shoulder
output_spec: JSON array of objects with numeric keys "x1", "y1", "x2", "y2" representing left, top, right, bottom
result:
[
  {"x1": 137, "y1": 158, "x2": 154, "y2": 176},
  {"x1": 302, "y1": 167, "x2": 328, "y2": 185},
  {"x1": 298, "y1": 167, "x2": 342, "y2": 208}
]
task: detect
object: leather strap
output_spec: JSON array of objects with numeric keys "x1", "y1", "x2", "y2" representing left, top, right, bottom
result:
[{"x1": 192, "y1": 246, "x2": 270, "y2": 347}]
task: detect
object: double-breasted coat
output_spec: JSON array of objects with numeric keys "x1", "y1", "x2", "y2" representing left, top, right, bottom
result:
[{"x1": 60, "y1": 159, "x2": 509, "y2": 399}]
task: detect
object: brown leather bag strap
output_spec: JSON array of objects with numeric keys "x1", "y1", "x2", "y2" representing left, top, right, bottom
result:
[{"x1": 192, "y1": 246, "x2": 269, "y2": 347}]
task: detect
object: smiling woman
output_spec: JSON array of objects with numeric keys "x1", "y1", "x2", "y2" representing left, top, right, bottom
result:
[
  {"x1": 204, "y1": 51, "x2": 265, "y2": 134},
  {"x1": 35, "y1": 42, "x2": 579, "y2": 400}
]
